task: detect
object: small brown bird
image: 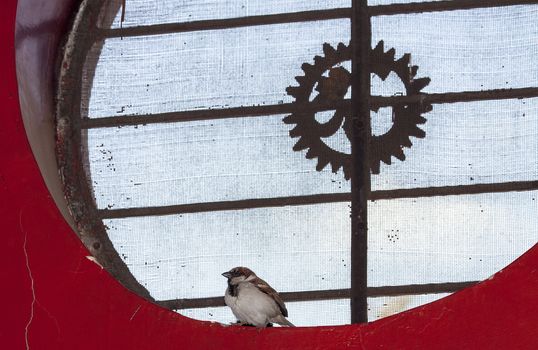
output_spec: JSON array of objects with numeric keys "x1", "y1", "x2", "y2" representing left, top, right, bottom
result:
[{"x1": 222, "y1": 267, "x2": 295, "y2": 328}]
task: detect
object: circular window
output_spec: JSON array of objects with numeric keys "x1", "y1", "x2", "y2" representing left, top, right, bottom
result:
[{"x1": 56, "y1": 0, "x2": 538, "y2": 326}]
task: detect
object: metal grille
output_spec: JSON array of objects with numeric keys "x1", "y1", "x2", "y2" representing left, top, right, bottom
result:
[{"x1": 56, "y1": 0, "x2": 538, "y2": 325}]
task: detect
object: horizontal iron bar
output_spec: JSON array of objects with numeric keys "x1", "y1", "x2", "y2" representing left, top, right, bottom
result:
[
  {"x1": 99, "y1": 180, "x2": 538, "y2": 219},
  {"x1": 368, "y1": 281, "x2": 479, "y2": 297},
  {"x1": 100, "y1": 8, "x2": 351, "y2": 38},
  {"x1": 99, "y1": 193, "x2": 351, "y2": 219},
  {"x1": 82, "y1": 87, "x2": 538, "y2": 129},
  {"x1": 100, "y1": 0, "x2": 537, "y2": 38},
  {"x1": 81, "y1": 100, "x2": 350, "y2": 129},
  {"x1": 371, "y1": 87, "x2": 538, "y2": 109},
  {"x1": 370, "y1": 180, "x2": 538, "y2": 201},
  {"x1": 369, "y1": 0, "x2": 538, "y2": 16},
  {"x1": 157, "y1": 281, "x2": 479, "y2": 310}
]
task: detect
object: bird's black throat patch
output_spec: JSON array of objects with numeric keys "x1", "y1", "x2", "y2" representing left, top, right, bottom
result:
[{"x1": 228, "y1": 281, "x2": 238, "y2": 297}]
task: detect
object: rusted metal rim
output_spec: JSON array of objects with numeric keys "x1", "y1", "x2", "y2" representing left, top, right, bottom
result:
[{"x1": 55, "y1": 0, "x2": 155, "y2": 302}]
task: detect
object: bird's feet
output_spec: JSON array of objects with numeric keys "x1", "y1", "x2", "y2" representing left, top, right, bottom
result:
[{"x1": 232, "y1": 321, "x2": 273, "y2": 328}]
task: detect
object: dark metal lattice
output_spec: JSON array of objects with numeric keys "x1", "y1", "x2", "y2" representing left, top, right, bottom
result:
[{"x1": 55, "y1": 0, "x2": 538, "y2": 325}]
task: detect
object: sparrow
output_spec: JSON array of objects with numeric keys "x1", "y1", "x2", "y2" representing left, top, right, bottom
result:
[{"x1": 222, "y1": 267, "x2": 295, "y2": 328}]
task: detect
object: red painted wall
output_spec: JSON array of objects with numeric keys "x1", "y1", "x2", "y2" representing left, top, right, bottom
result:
[{"x1": 1, "y1": 0, "x2": 537, "y2": 348}]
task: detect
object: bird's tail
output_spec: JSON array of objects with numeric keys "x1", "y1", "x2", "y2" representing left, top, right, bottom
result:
[{"x1": 271, "y1": 315, "x2": 295, "y2": 327}]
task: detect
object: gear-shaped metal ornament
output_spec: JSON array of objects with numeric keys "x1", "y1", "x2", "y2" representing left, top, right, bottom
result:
[{"x1": 284, "y1": 41, "x2": 432, "y2": 178}]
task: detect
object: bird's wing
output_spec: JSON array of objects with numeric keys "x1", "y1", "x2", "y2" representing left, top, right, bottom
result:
[{"x1": 251, "y1": 277, "x2": 288, "y2": 317}]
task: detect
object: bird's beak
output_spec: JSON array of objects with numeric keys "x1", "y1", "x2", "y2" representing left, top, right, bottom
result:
[{"x1": 222, "y1": 271, "x2": 232, "y2": 279}]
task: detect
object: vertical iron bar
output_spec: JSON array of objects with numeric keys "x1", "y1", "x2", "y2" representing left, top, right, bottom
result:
[{"x1": 350, "y1": 0, "x2": 371, "y2": 324}]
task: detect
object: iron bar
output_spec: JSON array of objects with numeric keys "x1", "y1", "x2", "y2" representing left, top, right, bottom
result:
[
  {"x1": 369, "y1": 0, "x2": 538, "y2": 16},
  {"x1": 98, "y1": 180, "x2": 538, "y2": 219},
  {"x1": 82, "y1": 87, "x2": 538, "y2": 129},
  {"x1": 101, "y1": 8, "x2": 351, "y2": 38},
  {"x1": 81, "y1": 100, "x2": 350, "y2": 129},
  {"x1": 100, "y1": 0, "x2": 537, "y2": 38},
  {"x1": 368, "y1": 281, "x2": 479, "y2": 297},
  {"x1": 350, "y1": 0, "x2": 371, "y2": 324},
  {"x1": 370, "y1": 180, "x2": 538, "y2": 201},
  {"x1": 99, "y1": 193, "x2": 351, "y2": 219},
  {"x1": 371, "y1": 87, "x2": 538, "y2": 109},
  {"x1": 157, "y1": 281, "x2": 479, "y2": 310}
]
